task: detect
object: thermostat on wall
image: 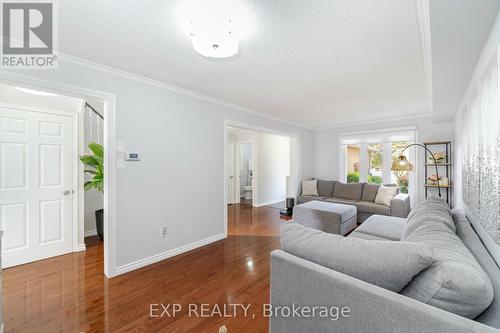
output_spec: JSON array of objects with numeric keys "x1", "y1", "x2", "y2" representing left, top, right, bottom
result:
[{"x1": 125, "y1": 152, "x2": 141, "y2": 161}]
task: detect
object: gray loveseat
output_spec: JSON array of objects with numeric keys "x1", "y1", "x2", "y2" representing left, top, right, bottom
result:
[
  {"x1": 297, "y1": 179, "x2": 410, "y2": 222},
  {"x1": 270, "y1": 198, "x2": 500, "y2": 333}
]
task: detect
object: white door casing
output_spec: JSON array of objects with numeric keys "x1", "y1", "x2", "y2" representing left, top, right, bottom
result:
[
  {"x1": 0, "y1": 107, "x2": 74, "y2": 268},
  {"x1": 226, "y1": 142, "x2": 236, "y2": 204}
]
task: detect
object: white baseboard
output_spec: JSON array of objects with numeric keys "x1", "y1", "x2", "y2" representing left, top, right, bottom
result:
[
  {"x1": 253, "y1": 198, "x2": 285, "y2": 207},
  {"x1": 84, "y1": 229, "x2": 97, "y2": 237},
  {"x1": 115, "y1": 233, "x2": 226, "y2": 276},
  {"x1": 74, "y1": 243, "x2": 86, "y2": 252}
]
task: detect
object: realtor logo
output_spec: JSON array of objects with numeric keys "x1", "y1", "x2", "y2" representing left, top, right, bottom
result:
[{"x1": 1, "y1": 0, "x2": 58, "y2": 68}]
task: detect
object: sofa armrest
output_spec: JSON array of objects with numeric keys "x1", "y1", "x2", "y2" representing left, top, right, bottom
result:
[
  {"x1": 270, "y1": 250, "x2": 498, "y2": 333},
  {"x1": 390, "y1": 193, "x2": 410, "y2": 218}
]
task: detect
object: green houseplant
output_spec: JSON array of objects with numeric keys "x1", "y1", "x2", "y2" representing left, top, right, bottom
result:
[{"x1": 80, "y1": 142, "x2": 104, "y2": 240}]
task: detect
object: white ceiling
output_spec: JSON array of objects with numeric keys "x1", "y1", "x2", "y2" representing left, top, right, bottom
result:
[{"x1": 59, "y1": 0, "x2": 429, "y2": 128}]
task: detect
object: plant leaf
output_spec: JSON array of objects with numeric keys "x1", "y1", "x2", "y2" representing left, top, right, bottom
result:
[
  {"x1": 80, "y1": 155, "x2": 99, "y2": 166},
  {"x1": 84, "y1": 169, "x2": 97, "y2": 174},
  {"x1": 88, "y1": 142, "x2": 104, "y2": 158},
  {"x1": 84, "y1": 181, "x2": 94, "y2": 191}
]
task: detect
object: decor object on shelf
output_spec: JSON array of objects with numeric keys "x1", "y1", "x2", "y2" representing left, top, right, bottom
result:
[
  {"x1": 392, "y1": 143, "x2": 442, "y2": 197},
  {"x1": 80, "y1": 142, "x2": 104, "y2": 241},
  {"x1": 427, "y1": 152, "x2": 446, "y2": 163},
  {"x1": 426, "y1": 174, "x2": 442, "y2": 185}
]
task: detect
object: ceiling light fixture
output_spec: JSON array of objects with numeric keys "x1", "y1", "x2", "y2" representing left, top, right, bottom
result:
[
  {"x1": 16, "y1": 87, "x2": 58, "y2": 97},
  {"x1": 177, "y1": 0, "x2": 253, "y2": 59}
]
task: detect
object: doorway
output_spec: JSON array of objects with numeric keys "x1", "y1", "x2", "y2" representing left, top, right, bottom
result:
[
  {"x1": 224, "y1": 122, "x2": 297, "y2": 236},
  {"x1": 237, "y1": 141, "x2": 254, "y2": 206},
  {"x1": 0, "y1": 79, "x2": 114, "y2": 276}
]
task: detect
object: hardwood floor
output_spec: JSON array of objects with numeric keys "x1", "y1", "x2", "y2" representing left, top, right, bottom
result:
[{"x1": 3, "y1": 204, "x2": 288, "y2": 332}]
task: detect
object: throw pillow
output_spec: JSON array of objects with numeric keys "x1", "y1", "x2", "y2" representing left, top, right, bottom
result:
[
  {"x1": 302, "y1": 179, "x2": 319, "y2": 196},
  {"x1": 280, "y1": 222, "x2": 433, "y2": 292},
  {"x1": 375, "y1": 185, "x2": 398, "y2": 206}
]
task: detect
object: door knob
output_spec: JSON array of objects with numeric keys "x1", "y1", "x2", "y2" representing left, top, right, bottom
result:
[{"x1": 63, "y1": 190, "x2": 74, "y2": 196}]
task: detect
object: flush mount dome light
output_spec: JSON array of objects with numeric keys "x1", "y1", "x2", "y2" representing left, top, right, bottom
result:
[{"x1": 177, "y1": 0, "x2": 253, "y2": 58}]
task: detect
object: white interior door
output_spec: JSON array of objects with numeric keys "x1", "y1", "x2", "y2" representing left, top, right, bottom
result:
[
  {"x1": 0, "y1": 107, "x2": 74, "y2": 268},
  {"x1": 226, "y1": 142, "x2": 236, "y2": 204}
]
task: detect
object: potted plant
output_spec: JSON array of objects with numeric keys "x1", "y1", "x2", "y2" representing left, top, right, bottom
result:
[{"x1": 80, "y1": 142, "x2": 104, "y2": 240}]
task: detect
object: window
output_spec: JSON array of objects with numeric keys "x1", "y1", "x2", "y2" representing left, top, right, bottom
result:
[
  {"x1": 339, "y1": 127, "x2": 416, "y2": 199},
  {"x1": 368, "y1": 143, "x2": 383, "y2": 184}
]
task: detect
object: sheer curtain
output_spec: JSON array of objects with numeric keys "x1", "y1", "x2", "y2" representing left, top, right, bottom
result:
[{"x1": 462, "y1": 50, "x2": 500, "y2": 244}]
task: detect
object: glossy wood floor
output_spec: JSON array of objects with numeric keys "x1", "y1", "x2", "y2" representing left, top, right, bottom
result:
[{"x1": 3, "y1": 204, "x2": 290, "y2": 333}]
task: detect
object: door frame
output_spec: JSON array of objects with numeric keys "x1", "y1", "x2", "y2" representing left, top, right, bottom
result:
[
  {"x1": 223, "y1": 119, "x2": 299, "y2": 238},
  {"x1": 0, "y1": 73, "x2": 117, "y2": 278},
  {"x1": 235, "y1": 140, "x2": 255, "y2": 205}
]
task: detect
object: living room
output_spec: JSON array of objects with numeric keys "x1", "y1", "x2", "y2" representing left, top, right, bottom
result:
[{"x1": 0, "y1": 0, "x2": 498, "y2": 332}]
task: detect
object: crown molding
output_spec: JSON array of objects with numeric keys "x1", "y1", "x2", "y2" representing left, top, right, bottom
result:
[
  {"x1": 59, "y1": 53, "x2": 313, "y2": 130},
  {"x1": 312, "y1": 111, "x2": 434, "y2": 131},
  {"x1": 415, "y1": 0, "x2": 433, "y2": 113}
]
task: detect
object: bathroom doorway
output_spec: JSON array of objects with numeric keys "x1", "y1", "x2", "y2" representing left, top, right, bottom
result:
[{"x1": 236, "y1": 141, "x2": 254, "y2": 206}]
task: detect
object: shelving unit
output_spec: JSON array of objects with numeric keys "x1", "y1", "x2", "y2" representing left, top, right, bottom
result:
[{"x1": 423, "y1": 141, "x2": 452, "y2": 205}]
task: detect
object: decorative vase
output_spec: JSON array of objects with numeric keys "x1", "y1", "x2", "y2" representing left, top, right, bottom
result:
[{"x1": 95, "y1": 209, "x2": 104, "y2": 241}]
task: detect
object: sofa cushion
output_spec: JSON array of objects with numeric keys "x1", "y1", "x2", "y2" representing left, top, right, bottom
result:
[
  {"x1": 361, "y1": 183, "x2": 380, "y2": 202},
  {"x1": 325, "y1": 197, "x2": 359, "y2": 205},
  {"x1": 374, "y1": 185, "x2": 399, "y2": 206},
  {"x1": 302, "y1": 179, "x2": 319, "y2": 196},
  {"x1": 353, "y1": 215, "x2": 406, "y2": 241},
  {"x1": 402, "y1": 221, "x2": 494, "y2": 319},
  {"x1": 453, "y1": 210, "x2": 500, "y2": 328},
  {"x1": 348, "y1": 231, "x2": 390, "y2": 241},
  {"x1": 332, "y1": 182, "x2": 363, "y2": 201},
  {"x1": 401, "y1": 197, "x2": 455, "y2": 240},
  {"x1": 281, "y1": 222, "x2": 433, "y2": 292},
  {"x1": 296, "y1": 195, "x2": 328, "y2": 204},
  {"x1": 355, "y1": 201, "x2": 390, "y2": 216},
  {"x1": 317, "y1": 180, "x2": 336, "y2": 197}
]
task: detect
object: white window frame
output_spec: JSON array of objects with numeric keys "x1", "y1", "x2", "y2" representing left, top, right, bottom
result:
[{"x1": 338, "y1": 126, "x2": 417, "y2": 203}]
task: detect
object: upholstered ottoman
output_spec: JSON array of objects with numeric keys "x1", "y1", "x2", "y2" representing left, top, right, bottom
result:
[{"x1": 293, "y1": 200, "x2": 357, "y2": 235}]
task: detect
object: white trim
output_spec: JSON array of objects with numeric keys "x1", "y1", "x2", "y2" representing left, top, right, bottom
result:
[
  {"x1": 59, "y1": 53, "x2": 312, "y2": 130},
  {"x1": 416, "y1": 0, "x2": 433, "y2": 111},
  {"x1": 338, "y1": 126, "x2": 417, "y2": 137},
  {"x1": 253, "y1": 199, "x2": 285, "y2": 208},
  {"x1": 115, "y1": 233, "x2": 226, "y2": 276},
  {"x1": 84, "y1": 229, "x2": 97, "y2": 237},
  {"x1": 74, "y1": 243, "x2": 86, "y2": 252},
  {"x1": 313, "y1": 113, "x2": 432, "y2": 131},
  {"x1": 0, "y1": 72, "x2": 118, "y2": 278}
]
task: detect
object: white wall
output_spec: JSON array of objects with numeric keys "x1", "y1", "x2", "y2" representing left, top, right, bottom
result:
[
  {"x1": 256, "y1": 133, "x2": 290, "y2": 206},
  {"x1": 1, "y1": 57, "x2": 315, "y2": 273},
  {"x1": 83, "y1": 101, "x2": 104, "y2": 236},
  {"x1": 453, "y1": 11, "x2": 500, "y2": 263},
  {"x1": 314, "y1": 116, "x2": 454, "y2": 204}
]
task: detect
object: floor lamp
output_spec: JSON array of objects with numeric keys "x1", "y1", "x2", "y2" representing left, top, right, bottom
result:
[{"x1": 391, "y1": 143, "x2": 442, "y2": 198}]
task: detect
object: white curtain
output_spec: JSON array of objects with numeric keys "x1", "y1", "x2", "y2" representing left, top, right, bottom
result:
[{"x1": 462, "y1": 50, "x2": 500, "y2": 244}]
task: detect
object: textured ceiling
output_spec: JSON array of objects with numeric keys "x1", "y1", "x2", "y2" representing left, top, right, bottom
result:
[{"x1": 59, "y1": 0, "x2": 428, "y2": 128}]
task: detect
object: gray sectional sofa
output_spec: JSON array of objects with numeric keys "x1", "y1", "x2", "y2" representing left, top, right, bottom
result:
[
  {"x1": 270, "y1": 198, "x2": 500, "y2": 333},
  {"x1": 297, "y1": 179, "x2": 410, "y2": 222}
]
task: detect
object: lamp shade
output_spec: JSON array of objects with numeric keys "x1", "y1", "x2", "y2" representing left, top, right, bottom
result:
[{"x1": 391, "y1": 155, "x2": 414, "y2": 171}]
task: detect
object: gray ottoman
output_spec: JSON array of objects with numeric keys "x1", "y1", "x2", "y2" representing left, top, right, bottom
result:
[{"x1": 293, "y1": 200, "x2": 357, "y2": 235}]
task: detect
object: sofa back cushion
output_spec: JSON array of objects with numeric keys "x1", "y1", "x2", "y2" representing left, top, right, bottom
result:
[
  {"x1": 361, "y1": 183, "x2": 380, "y2": 202},
  {"x1": 332, "y1": 182, "x2": 363, "y2": 201},
  {"x1": 281, "y1": 222, "x2": 433, "y2": 292},
  {"x1": 317, "y1": 180, "x2": 336, "y2": 197},
  {"x1": 402, "y1": 221, "x2": 494, "y2": 318},
  {"x1": 401, "y1": 197, "x2": 455, "y2": 240}
]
